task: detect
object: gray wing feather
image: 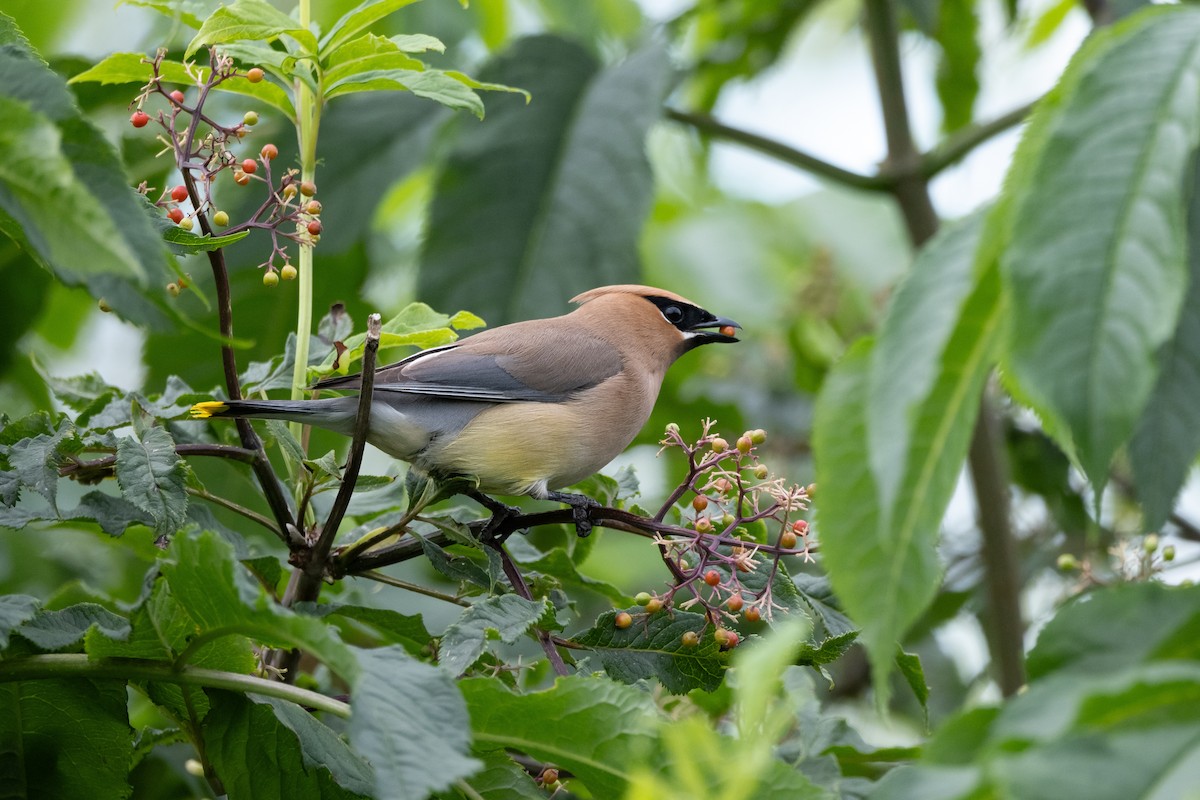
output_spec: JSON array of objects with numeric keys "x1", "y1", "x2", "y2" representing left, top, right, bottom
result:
[{"x1": 310, "y1": 324, "x2": 622, "y2": 403}]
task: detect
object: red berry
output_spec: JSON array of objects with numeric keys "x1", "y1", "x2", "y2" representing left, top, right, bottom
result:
[
  {"x1": 726, "y1": 594, "x2": 744, "y2": 613},
  {"x1": 233, "y1": 170, "x2": 250, "y2": 186},
  {"x1": 539, "y1": 768, "x2": 559, "y2": 785},
  {"x1": 792, "y1": 519, "x2": 809, "y2": 535},
  {"x1": 130, "y1": 110, "x2": 150, "y2": 128},
  {"x1": 692, "y1": 496, "x2": 708, "y2": 512},
  {"x1": 780, "y1": 530, "x2": 798, "y2": 549},
  {"x1": 260, "y1": 143, "x2": 278, "y2": 160},
  {"x1": 615, "y1": 612, "x2": 633, "y2": 629},
  {"x1": 307, "y1": 220, "x2": 322, "y2": 236},
  {"x1": 745, "y1": 606, "x2": 761, "y2": 623},
  {"x1": 241, "y1": 158, "x2": 257, "y2": 175},
  {"x1": 170, "y1": 185, "x2": 188, "y2": 203},
  {"x1": 721, "y1": 630, "x2": 740, "y2": 650},
  {"x1": 720, "y1": 325, "x2": 736, "y2": 337},
  {"x1": 167, "y1": 207, "x2": 184, "y2": 223},
  {"x1": 704, "y1": 569, "x2": 721, "y2": 587},
  {"x1": 246, "y1": 67, "x2": 264, "y2": 83},
  {"x1": 169, "y1": 90, "x2": 185, "y2": 104}
]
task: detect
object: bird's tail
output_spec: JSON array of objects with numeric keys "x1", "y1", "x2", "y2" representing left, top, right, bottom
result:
[{"x1": 190, "y1": 396, "x2": 359, "y2": 435}]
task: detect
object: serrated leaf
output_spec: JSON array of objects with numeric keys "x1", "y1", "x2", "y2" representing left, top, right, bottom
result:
[
  {"x1": 186, "y1": 0, "x2": 318, "y2": 59},
  {"x1": 792, "y1": 573, "x2": 860, "y2": 668},
  {"x1": 320, "y1": 0, "x2": 425, "y2": 55},
  {"x1": 896, "y1": 647, "x2": 929, "y2": 722},
  {"x1": 6, "y1": 418, "x2": 78, "y2": 511},
  {"x1": 299, "y1": 603, "x2": 431, "y2": 656},
  {"x1": 462, "y1": 674, "x2": 659, "y2": 799},
  {"x1": 1004, "y1": 8, "x2": 1200, "y2": 487},
  {"x1": 70, "y1": 52, "x2": 295, "y2": 118},
  {"x1": 934, "y1": 0, "x2": 980, "y2": 132},
  {"x1": 815, "y1": 212, "x2": 1001, "y2": 705},
  {"x1": 116, "y1": 426, "x2": 188, "y2": 537},
  {"x1": 418, "y1": 36, "x2": 672, "y2": 324},
  {"x1": 0, "y1": 675, "x2": 132, "y2": 799},
  {"x1": 573, "y1": 609, "x2": 728, "y2": 693},
  {"x1": 16, "y1": 603, "x2": 130, "y2": 651},
  {"x1": 440, "y1": 595, "x2": 551, "y2": 676},
  {"x1": 1129, "y1": 156, "x2": 1200, "y2": 529},
  {"x1": 506, "y1": 539, "x2": 630, "y2": 604},
  {"x1": 203, "y1": 692, "x2": 373, "y2": 800},
  {"x1": 450, "y1": 751, "x2": 544, "y2": 800},
  {"x1": 0, "y1": 595, "x2": 40, "y2": 649},
  {"x1": 160, "y1": 225, "x2": 250, "y2": 254},
  {"x1": 160, "y1": 530, "x2": 360, "y2": 683},
  {"x1": 350, "y1": 646, "x2": 479, "y2": 800}
]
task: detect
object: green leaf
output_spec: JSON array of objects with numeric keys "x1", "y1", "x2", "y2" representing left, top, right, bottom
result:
[
  {"x1": 310, "y1": 301, "x2": 469, "y2": 378},
  {"x1": 440, "y1": 595, "x2": 551, "y2": 676},
  {"x1": 320, "y1": 0, "x2": 425, "y2": 55},
  {"x1": 186, "y1": 0, "x2": 318, "y2": 59},
  {"x1": 5, "y1": 417, "x2": 78, "y2": 511},
  {"x1": 934, "y1": 0, "x2": 980, "y2": 132},
  {"x1": 16, "y1": 603, "x2": 130, "y2": 651},
  {"x1": 0, "y1": 595, "x2": 40, "y2": 650},
  {"x1": 119, "y1": 0, "x2": 206, "y2": 29},
  {"x1": 462, "y1": 674, "x2": 659, "y2": 799},
  {"x1": 814, "y1": 213, "x2": 1001, "y2": 705},
  {"x1": 324, "y1": 67, "x2": 517, "y2": 117},
  {"x1": 572, "y1": 609, "x2": 728, "y2": 693},
  {"x1": 1026, "y1": 582, "x2": 1200, "y2": 680},
  {"x1": 1128, "y1": 155, "x2": 1200, "y2": 529},
  {"x1": 115, "y1": 426, "x2": 188, "y2": 537},
  {"x1": 0, "y1": 27, "x2": 170, "y2": 297},
  {"x1": 203, "y1": 692, "x2": 373, "y2": 800},
  {"x1": 298, "y1": 603, "x2": 431, "y2": 656},
  {"x1": 0, "y1": 676, "x2": 133, "y2": 800},
  {"x1": 70, "y1": 52, "x2": 295, "y2": 119},
  {"x1": 896, "y1": 647, "x2": 929, "y2": 722},
  {"x1": 324, "y1": 33, "x2": 425, "y2": 80},
  {"x1": 349, "y1": 646, "x2": 480, "y2": 800},
  {"x1": 449, "y1": 751, "x2": 544, "y2": 800},
  {"x1": 418, "y1": 35, "x2": 673, "y2": 324},
  {"x1": 506, "y1": 539, "x2": 630, "y2": 605},
  {"x1": 1003, "y1": 7, "x2": 1200, "y2": 486},
  {"x1": 160, "y1": 531, "x2": 360, "y2": 683},
  {"x1": 792, "y1": 574, "x2": 860, "y2": 668}
]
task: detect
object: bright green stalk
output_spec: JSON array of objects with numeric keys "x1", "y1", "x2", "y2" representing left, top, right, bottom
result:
[{"x1": 289, "y1": 0, "x2": 321, "y2": 439}]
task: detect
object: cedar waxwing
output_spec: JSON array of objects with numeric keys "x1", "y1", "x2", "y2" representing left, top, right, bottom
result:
[{"x1": 191, "y1": 285, "x2": 739, "y2": 524}]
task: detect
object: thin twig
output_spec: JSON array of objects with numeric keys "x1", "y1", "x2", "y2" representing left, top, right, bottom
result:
[
  {"x1": 186, "y1": 486, "x2": 278, "y2": 534},
  {"x1": 921, "y1": 100, "x2": 1037, "y2": 179},
  {"x1": 665, "y1": 107, "x2": 893, "y2": 192},
  {"x1": 355, "y1": 569, "x2": 470, "y2": 606},
  {"x1": 486, "y1": 539, "x2": 570, "y2": 677},
  {"x1": 60, "y1": 442, "x2": 257, "y2": 479}
]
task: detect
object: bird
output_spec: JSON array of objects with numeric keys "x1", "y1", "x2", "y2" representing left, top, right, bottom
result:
[{"x1": 191, "y1": 284, "x2": 740, "y2": 533}]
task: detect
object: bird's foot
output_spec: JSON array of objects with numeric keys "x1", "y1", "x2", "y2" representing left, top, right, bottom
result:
[
  {"x1": 546, "y1": 491, "x2": 600, "y2": 537},
  {"x1": 468, "y1": 489, "x2": 522, "y2": 544}
]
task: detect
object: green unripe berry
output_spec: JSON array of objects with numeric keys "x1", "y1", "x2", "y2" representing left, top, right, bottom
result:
[
  {"x1": 645, "y1": 597, "x2": 663, "y2": 613},
  {"x1": 1144, "y1": 534, "x2": 1159, "y2": 553},
  {"x1": 1056, "y1": 553, "x2": 1078, "y2": 572},
  {"x1": 243, "y1": 110, "x2": 259, "y2": 125},
  {"x1": 634, "y1": 591, "x2": 652, "y2": 606},
  {"x1": 736, "y1": 436, "x2": 753, "y2": 454},
  {"x1": 681, "y1": 631, "x2": 699, "y2": 647},
  {"x1": 166, "y1": 282, "x2": 181, "y2": 297},
  {"x1": 280, "y1": 264, "x2": 297, "y2": 281},
  {"x1": 178, "y1": 217, "x2": 193, "y2": 231},
  {"x1": 665, "y1": 422, "x2": 679, "y2": 435},
  {"x1": 262, "y1": 270, "x2": 279, "y2": 287},
  {"x1": 711, "y1": 437, "x2": 728, "y2": 453},
  {"x1": 1163, "y1": 545, "x2": 1176, "y2": 562},
  {"x1": 213, "y1": 210, "x2": 230, "y2": 227},
  {"x1": 750, "y1": 429, "x2": 766, "y2": 444},
  {"x1": 754, "y1": 464, "x2": 769, "y2": 479}
]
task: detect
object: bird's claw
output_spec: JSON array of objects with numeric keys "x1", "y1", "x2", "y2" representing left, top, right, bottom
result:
[{"x1": 546, "y1": 491, "x2": 600, "y2": 538}]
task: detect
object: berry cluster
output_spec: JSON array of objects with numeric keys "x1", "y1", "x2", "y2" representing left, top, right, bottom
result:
[
  {"x1": 129, "y1": 48, "x2": 322, "y2": 289},
  {"x1": 615, "y1": 420, "x2": 813, "y2": 650}
]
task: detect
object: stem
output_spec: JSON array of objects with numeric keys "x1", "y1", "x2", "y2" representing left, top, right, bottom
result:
[
  {"x1": 665, "y1": 108, "x2": 892, "y2": 192},
  {"x1": 186, "y1": 486, "x2": 279, "y2": 535},
  {"x1": 356, "y1": 570, "x2": 470, "y2": 606},
  {"x1": 0, "y1": 654, "x2": 350, "y2": 718},
  {"x1": 289, "y1": 0, "x2": 321, "y2": 426},
  {"x1": 863, "y1": 0, "x2": 1024, "y2": 694},
  {"x1": 487, "y1": 540, "x2": 570, "y2": 677},
  {"x1": 921, "y1": 101, "x2": 1037, "y2": 179}
]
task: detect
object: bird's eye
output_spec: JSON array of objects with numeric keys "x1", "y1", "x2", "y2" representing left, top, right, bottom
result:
[{"x1": 663, "y1": 306, "x2": 684, "y2": 324}]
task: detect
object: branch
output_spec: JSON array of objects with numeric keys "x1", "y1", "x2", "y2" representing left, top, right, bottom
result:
[
  {"x1": 186, "y1": 486, "x2": 279, "y2": 534},
  {"x1": 922, "y1": 100, "x2": 1037, "y2": 179},
  {"x1": 863, "y1": 0, "x2": 1024, "y2": 695},
  {"x1": 0, "y1": 654, "x2": 350, "y2": 718},
  {"x1": 485, "y1": 538, "x2": 570, "y2": 677},
  {"x1": 60, "y1": 443, "x2": 257, "y2": 480},
  {"x1": 665, "y1": 108, "x2": 893, "y2": 192}
]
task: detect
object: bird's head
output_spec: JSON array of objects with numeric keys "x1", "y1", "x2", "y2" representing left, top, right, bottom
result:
[{"x1": 571, "y1": 285, "x2": 741, "y2": 360}]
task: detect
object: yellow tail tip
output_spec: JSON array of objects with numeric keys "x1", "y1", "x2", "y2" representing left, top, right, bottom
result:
[{"x1": 190, "y1": 401, "x2": 228, "y2": 419}]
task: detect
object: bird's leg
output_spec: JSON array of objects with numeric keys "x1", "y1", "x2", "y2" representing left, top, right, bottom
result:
[
  {"x1": 545, "y1": 491, "x2": 600, "y2": 537},
  {"x1": 467, "y1": 489, "x2": 523, "y2": 544}
]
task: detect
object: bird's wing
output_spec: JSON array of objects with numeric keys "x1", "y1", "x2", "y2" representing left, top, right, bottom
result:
[{"x1": 311, "y1": 324, "x2": 623, "y2": 403}]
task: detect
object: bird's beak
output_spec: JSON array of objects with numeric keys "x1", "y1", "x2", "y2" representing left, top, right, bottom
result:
[{"x1": 686, "y1": 316, "x2": 741, "y2": 343}]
